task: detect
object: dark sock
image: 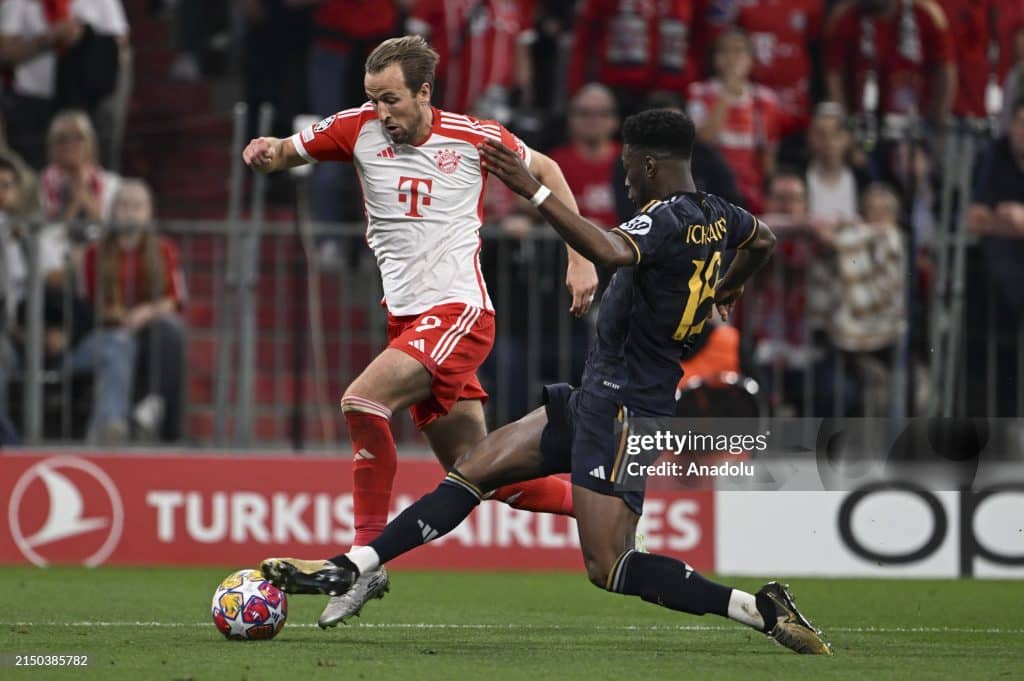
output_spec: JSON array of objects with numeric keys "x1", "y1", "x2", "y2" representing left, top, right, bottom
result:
[
  {"x1": 609, "y1": 549, "x2": 731, "y2": 617},
  {"x1": 330, "y1": 470, "x2": 482, "y2": 566}
]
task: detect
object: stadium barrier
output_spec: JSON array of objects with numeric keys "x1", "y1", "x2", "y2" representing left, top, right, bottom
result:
[
  {"x1": 5, "y1": 215, "x2": 1023, "y2": 448},
  {"x1": 2, "y1": 451, "x2": 1020, "y2": 578}
]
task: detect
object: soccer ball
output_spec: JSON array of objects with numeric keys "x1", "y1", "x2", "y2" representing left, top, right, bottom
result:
[{"x1": 211, "y1": 569, "x2": 288, "y2": 640}]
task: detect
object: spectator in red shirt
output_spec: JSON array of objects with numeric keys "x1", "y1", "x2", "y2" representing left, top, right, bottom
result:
[
  {"x1": 824, "y1": 0, "x2": 956, "y2": 125},
  {"x1": 703, "y1": 0, "x2": 824, "y2": 135},
  {"x1": 80, "y1": 179, "x2": 187, "y2": 442},
  {"x1": 687, "y1": 28, "x2": 781, "y2": 213},
  {"x1": 408, "y1": 0, "x2": 535, "y2": 116},
  {"x1": 309, "y1": 0, "x2": 401, "y2": 228},
  {"x1": 568, "y1": 0, "x2": 696, "y2": 111},
  {"x1": 936, "y1": 0, "x2": 1021, "y2": 119},
  {"x1": 547, "y1": 84, "x2": 620, "y2": 229}
]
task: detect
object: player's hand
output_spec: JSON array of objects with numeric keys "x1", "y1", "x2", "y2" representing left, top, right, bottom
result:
[
  {"x1": 566, "y1": 256, "x2": 598, "y2": 317},
  {"x1": 478, "y1": 139, "x2": 541, "y2": 198},
  {"x1": 711, "y1": 284, "x2": 744, "y2": 322},
  {"x1": 243, "y1": 137, "x2": 279, "y2": 173}
]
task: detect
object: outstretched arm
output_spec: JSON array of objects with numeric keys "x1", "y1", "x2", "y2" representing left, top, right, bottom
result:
[
  {"x1": 242, "y1": 136, "x2": 308, "y2": 174},
  {"x1": 481, "y1": 139, "x2": 635, "y2": 270},
  {"x1": 527, "y1": 150, "x2": 600, "y2": 316}
]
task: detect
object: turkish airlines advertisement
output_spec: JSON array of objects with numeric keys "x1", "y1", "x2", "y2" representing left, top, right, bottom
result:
[
  {"x1": 0, "y1": 452, "x2": 714, "y2": 571},
  {"x1": 6, "y1": 452, "x2": 1020, "y2": 577}
]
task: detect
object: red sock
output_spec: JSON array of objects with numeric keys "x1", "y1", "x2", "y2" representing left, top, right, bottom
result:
[
  {"x1": 342, "y1": 396, "x2": 398, "y2": 546},
  {"x1": 492, "y1": 476, "x2": 574, "y2": 516}
]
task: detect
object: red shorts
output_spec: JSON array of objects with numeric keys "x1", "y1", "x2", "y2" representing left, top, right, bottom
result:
[{"x1": 387, "y1": 302, "x2": 495, "y2": 429}]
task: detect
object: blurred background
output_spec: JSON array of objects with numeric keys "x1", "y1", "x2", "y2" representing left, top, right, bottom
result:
[{"x1": 1, "y1": 0, "x2": 1022, "y2": 450}]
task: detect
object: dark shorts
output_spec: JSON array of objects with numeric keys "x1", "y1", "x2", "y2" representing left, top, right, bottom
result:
[{"x1": 538, "y1": 383, "x2": 644, "y2": 515}]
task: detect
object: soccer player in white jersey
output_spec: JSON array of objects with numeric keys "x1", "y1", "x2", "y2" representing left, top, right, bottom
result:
[{"x1": 242, "y1": 36, "x2": 599, "y2": 628}]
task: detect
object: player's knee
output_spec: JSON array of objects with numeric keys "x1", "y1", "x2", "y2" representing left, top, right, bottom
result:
[
  {"x1": 339, "y1": 393, "x2": 393, "y2": 421},
  {"x1": 579, "y1": 542, "x2": 618, "y2": 590},
  {"x1": 582, "y1": 555, "x2": 615, "y2": 590}
]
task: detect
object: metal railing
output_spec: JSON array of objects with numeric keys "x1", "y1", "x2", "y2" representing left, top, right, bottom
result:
[
  {"x1": 3, "y1": 216, "x2": 1021, "y2": 448},
  {"x1": 4, "y1": 104, "x2": 1022, "y2": 446}
]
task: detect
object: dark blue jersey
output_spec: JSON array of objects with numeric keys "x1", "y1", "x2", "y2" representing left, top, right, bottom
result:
[{"x1": 581, "y1": 191, "x2": 757, "y2": 415}]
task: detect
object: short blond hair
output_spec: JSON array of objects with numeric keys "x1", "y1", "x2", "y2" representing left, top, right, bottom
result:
[
  {"x1": 47, "y1": 110, "x2": 99, "y2": 165},
  {"x1": 365, "y1": 35, "x2": 440, "y2": 94}
]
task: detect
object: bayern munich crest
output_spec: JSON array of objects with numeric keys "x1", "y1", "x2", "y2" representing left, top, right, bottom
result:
[{"x1": 434, "y1": 148, "x2": 462, "y2": 174}]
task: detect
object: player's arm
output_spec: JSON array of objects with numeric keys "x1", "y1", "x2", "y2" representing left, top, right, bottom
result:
[
  {"x1": 242, "y1": 136, "x2": 308, "y2": 174},
  {"x1": 527, "y1": 148, "x2": 601, "y2": 316},
  {"x1": 481, "y1": 139, "x2": 634, "y2": 269},
  {"x1": 712, "y1": 218, "x2": 776, "y2": 322}
]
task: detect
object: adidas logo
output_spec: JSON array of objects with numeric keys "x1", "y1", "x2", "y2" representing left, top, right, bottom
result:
[
  {"x1": 408, "y1": 338, "x2": 425, "y2": 353},
  {"x1": 376, "y1": 147, "x2": 396, "y2": 159},
  {"x1": 589, "y1": 466, "x2": 606, "y2": 480},
  {"x1": 354, "y1": 449, "x2": 375, "y2": 460},
  {"x1": 417, "y1": 519, "x2": 439, "y2": 542}
]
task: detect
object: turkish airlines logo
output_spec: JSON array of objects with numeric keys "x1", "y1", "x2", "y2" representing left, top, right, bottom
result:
[{"x1": 8, "y1": 457, "x2": 124, "y2": 567}]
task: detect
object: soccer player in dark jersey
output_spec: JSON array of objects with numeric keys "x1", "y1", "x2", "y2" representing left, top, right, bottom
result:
[{"x1": 260, "y1": 110, "x2": 832, "y2": 655}]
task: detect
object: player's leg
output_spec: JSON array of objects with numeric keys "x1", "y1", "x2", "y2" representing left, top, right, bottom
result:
[
  {"x1": 565, "y1": 388, "x2": 831, "y2": 654},
  {"x1": 343, "y1": 405, "x2": 552, "y2": 570},
  {"x1": 341, "y1": 347, "x2": 433, "y2": 547},
  {"x1": 573, "y1": 486, "x2": 831, "y2": 654},
  {"x1": 413, "y1": 304, "x2": 573, "y2": 516},
  {"x1": 315, "y1": 347, "x2": 433, "y2": 627},
  {"x1": 423, "y1": 398, "x2": 573, "y2": 516},
  {"x1": 262, "y1": 406, "x2": 554, "y2": 591}
]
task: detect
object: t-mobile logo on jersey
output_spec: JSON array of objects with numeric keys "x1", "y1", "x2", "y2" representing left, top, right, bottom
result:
[{"x1": 398, "y1": 176, "x2": 433, "y2": 218}]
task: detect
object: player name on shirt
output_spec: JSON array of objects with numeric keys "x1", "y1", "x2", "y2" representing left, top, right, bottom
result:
[{"x1": 685, "y1": 217, "x2": 728, "y2": 245}]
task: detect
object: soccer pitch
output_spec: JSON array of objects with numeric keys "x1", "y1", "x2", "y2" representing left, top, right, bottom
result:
[{"x1": 2, "y1": 567, "x2": 1022, "y2": 680}]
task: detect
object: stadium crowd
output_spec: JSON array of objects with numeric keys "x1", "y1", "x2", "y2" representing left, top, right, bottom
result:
[{"x1": 0, "y1": 0, "x2": 1023, "y2": 444}]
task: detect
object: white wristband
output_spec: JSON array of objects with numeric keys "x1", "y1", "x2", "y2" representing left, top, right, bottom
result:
[{"x1": 529, "y1": 185, "x2": 552, "y2": 207}]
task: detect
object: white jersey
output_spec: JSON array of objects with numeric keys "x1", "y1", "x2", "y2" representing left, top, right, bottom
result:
[{"x1": 291, "y1": 104, "x2": 532, "y2": 317}]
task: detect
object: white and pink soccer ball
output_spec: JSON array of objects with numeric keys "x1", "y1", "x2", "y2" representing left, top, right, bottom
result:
[{"x1": 211, "y1": 569, "x2": 288, "y2": 640}]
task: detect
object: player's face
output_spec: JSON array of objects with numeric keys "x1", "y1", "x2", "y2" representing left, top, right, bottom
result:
[
  {"x1": 365, "y1": 63, "x2": 430, "y2": 145},
  {"x1": 621, "y1": 144, "x2": 653, "y2": 207}
]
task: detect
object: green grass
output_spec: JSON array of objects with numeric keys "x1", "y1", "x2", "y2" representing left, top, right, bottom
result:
[{"x1": 1, "y1": 567, "x2": 1022, "y2": 680}]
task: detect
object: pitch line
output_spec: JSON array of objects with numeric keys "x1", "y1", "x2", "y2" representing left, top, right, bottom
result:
[{"x1": 2, "y1": 622, "x2": 1023, "y2": 635}]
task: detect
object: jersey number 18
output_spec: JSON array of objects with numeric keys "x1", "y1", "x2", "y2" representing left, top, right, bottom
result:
[{"x1": 673, "y1": 252, "x2": 722, "y2": 341}]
